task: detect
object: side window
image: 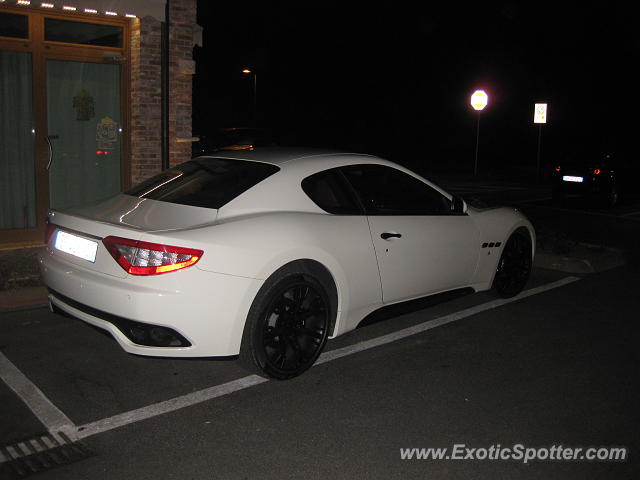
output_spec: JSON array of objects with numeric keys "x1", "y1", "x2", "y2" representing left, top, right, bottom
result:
[
  {"x1": 301, "y1": 169, "x2": 362, "y2": 215},
  {"x1": 341, "y1": 164, "x2": 451, "y2": 215}
]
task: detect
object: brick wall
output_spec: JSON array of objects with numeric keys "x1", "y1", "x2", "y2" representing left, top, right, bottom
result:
[
  {"x1": 130, "y1": 0, "x2": 196, "y2": 185},
  {"x1": 168, "y1": 0, "x2": 197, "y2": 168}
]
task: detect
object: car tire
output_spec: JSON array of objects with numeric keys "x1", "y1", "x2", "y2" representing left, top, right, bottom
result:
[
  {"x1": 493, "y1": 228, "x2": 533, "y2": 298},
  {"x1": 239, "y1": 267, "x2": 332, "y2": 380}
]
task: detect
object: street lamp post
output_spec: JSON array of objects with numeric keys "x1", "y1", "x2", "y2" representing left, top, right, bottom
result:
[
  {"x1": 470, "y1": 90, "x2": 488, "y2": 177},
  {"x1": 242, "y1": 68, "x2": 257, "y2": 125}
]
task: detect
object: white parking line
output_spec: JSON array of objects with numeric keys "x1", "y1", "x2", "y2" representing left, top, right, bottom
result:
[
  {"x1": 1, "y1": 275, "x2": 581, "y2": 453},
  {"x1": 0, "y1": 353, "x2": 77, "y2": 439},
  {"x1": 75, "y1": 276, "x2": 580, "y2": 439},
  {"x1": 75, "y1": 375, "x2": 268, "y2": 439}
]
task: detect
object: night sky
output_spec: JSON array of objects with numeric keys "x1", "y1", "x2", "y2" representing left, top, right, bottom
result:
[{"x1": 193, "y1": 2, "x2": 639, "y2": 176}]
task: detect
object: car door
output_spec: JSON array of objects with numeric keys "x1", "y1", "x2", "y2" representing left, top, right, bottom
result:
[{"x1": 341, "y1": 164, "x2": 481, "y2": 304}]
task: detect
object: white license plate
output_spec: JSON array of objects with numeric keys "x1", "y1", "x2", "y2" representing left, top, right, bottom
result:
[
  {"x1": 54, "y1": 230, "x2": 98, "y2": 263},
  {"x1": 562, "y1": 175, "x2": 584, "y2": 183}
]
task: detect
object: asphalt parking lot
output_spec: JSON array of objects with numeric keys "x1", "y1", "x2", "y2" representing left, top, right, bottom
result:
[
  {"x1": 1, "y1": 181, "x2": 637, "y2": 479},
  {"x1": 1, "y1": 267, "x2": 567, "y2": 440},
  {"x1": 2, "y1": 263, "x2": 638, "y2": 479}
]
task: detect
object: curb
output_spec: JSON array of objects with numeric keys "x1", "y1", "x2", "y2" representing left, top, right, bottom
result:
[
  {"x1": 534, "y1": 244, "x2": 626, "y2": 274},
  {"x1": 534, "y1": 253, "x2": 595, "y2": 274},
  {"x1": 0, "y1": 287, "x2": 48, "y2": 313}
]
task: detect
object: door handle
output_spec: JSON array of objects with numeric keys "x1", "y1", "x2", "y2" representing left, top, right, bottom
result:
[
  {"x1": 381, "y1": 232, "x2": 402, "y2": 240},
  {"x1": 45, "y1": 135, "x2": 59, "y2": 170}
]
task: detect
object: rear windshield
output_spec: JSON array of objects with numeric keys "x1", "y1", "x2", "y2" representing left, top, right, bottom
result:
[{"x1": 125, "y1": 158, "x2": 279, "y2": 209}]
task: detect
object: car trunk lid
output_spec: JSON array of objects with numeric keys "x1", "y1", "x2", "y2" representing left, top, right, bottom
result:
[{"x1": 46, "y1": 194, "x2": 217, "y2": 278}]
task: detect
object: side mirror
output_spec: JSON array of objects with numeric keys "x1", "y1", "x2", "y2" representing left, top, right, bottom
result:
[{"x1": 451, "y1": 195, "x2": 466, "y2": 214}]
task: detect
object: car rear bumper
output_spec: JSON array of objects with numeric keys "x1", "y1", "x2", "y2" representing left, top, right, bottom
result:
[
  {"x1": 553, "y1": 176, "x2": 611, "y2": 195},
  {"x1": 39, "y1": 249, "x2": 263, "y2": 357}
]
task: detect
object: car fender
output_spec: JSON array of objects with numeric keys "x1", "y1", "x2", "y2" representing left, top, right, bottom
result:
[{"x1": 467, "y1": 206, "x2": 536, "y2": 289}]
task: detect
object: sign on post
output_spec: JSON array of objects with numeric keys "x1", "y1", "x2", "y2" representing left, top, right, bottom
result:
[
  {"x1": 471, "y1": 90, "x2": 488, "y2": 111},
  {"x1": 534, "y1": 103, "x2": 548, "y2": 123},
  {"x1": 470, "y1": 90, "x2": 488, "y2": 176},
  {"x1": 533, "y1": 103, "x2": 548, "y2": 181}
]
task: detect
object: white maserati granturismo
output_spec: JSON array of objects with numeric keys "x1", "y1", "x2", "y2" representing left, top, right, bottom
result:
[{"x1": 40, "y1": 148, "x2": 535, "y2": 379}]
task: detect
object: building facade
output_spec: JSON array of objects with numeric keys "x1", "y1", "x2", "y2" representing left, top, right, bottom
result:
[{"x1": 0, "y1": 0, "x2": 198, "y2": 287}]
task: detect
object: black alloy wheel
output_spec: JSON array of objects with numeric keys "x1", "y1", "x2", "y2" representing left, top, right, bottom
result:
[
  {"x1": 493, "y1": 229, "x2": 532, "y2": 298},
  {"x1": 243, "y1": 275, "x2": 331, "y2": 380}
]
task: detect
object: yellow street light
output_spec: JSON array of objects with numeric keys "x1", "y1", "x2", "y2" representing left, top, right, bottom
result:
[{"x1": 242, "y1": 68, "x2": 257, "y2": 124}]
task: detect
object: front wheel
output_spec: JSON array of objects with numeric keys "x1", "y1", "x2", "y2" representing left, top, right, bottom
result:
[
  {"x1": 240, "y1": 273, "x2": 331, "y2": 380},
  {"x1": 493, "y1": 229, "x2": 533, "y2": 298}
]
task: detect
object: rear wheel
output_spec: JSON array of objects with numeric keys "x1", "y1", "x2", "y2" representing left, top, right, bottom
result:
[
  {"x1": 240, "y1": 271, "x2": 331, "y2": 380},
  {"x1": 493, "y1": 229, "x2": 532, "y2": 298}
]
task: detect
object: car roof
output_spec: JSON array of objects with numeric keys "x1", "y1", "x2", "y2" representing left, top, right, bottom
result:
[
  {"x1": 196, "y1": 147, "x2": 455, "y2": 219},
  {"x1": 197, "y1": 147, "x2": 376, "y2": 167}
]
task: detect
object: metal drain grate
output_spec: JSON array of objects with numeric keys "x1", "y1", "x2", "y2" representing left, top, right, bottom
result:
[{"x1": 0, "y1": 431, "x2": 93, "y2": 478}]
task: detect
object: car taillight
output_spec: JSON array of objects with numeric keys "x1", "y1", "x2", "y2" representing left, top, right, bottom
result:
[
  {"x1": 102, "y1": 236, "x2": 203, "y2": 275},
  {"x1": 555, "y1": 165, "x2": 561, "y2": 172},
  {"x1": 593, "y1": 168, "x2": 601, "y2": 175}
]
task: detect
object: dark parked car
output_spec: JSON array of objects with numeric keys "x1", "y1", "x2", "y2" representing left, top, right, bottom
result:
[
  {"x1": 192, "y1": 128, "x2": 279, "y2": 157},
  {"x1": 552, "y1": 151, "x2": 637, "y2": 207}
]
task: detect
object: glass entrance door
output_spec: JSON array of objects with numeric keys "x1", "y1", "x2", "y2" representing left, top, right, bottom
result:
[
  {"x1": 0, "y1": 49, "x2": 36, "y2": 230},
  {"x1": 47, "y1": 59, "x2": 121, "y2": 210}
]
